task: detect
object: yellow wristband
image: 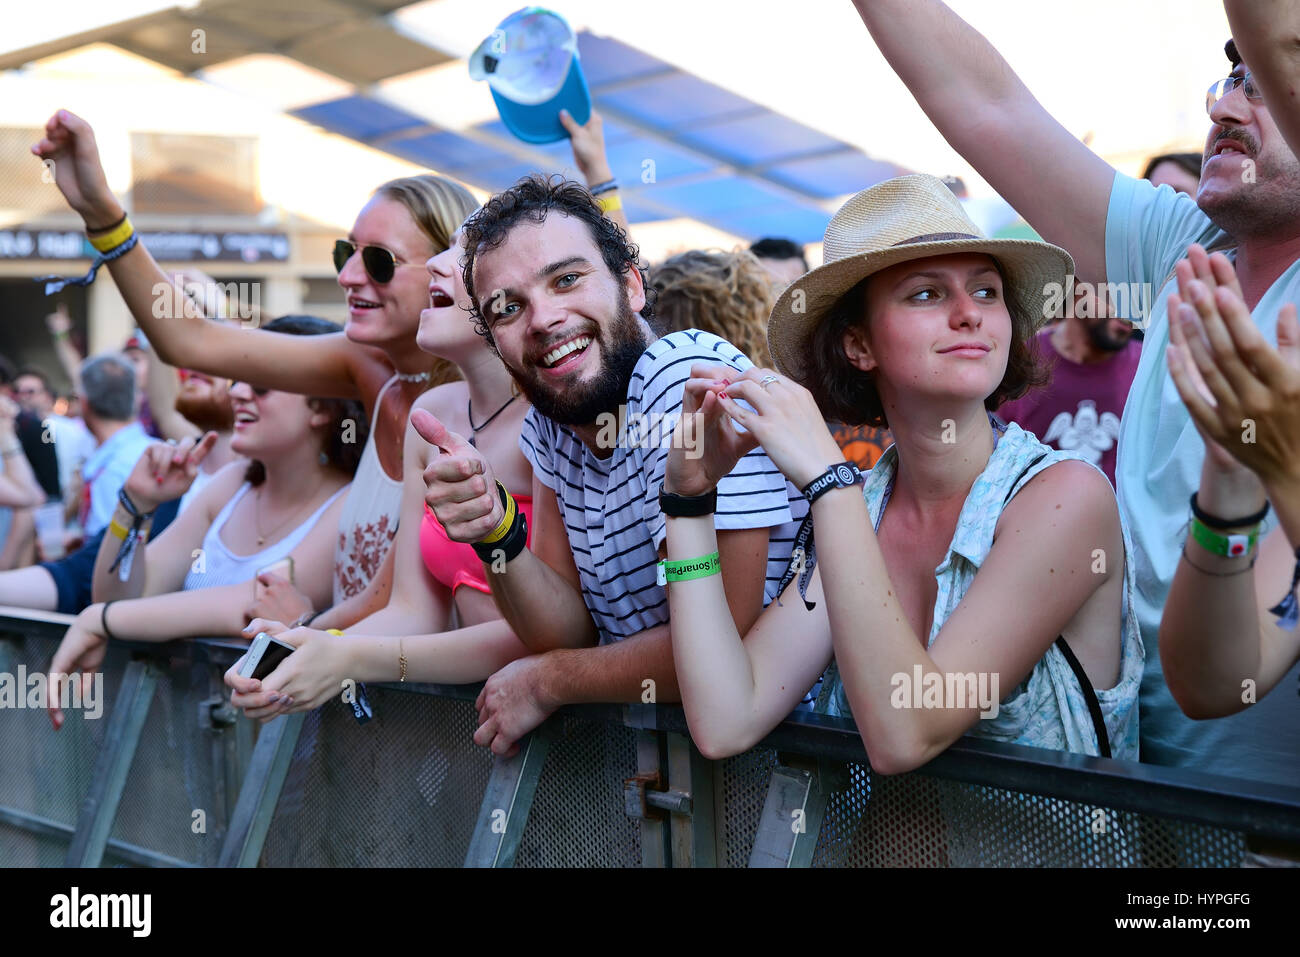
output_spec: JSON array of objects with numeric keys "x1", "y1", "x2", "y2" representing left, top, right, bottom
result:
[
  {"x1": 597, "y1": 193, "x2": 622, "y2": 214},
  {"x1": 326, "y1": 629, "x2": 345, "y2": 637},
  {"x1": 479, "y1": 482, "x2": 518, "y2": 545},
  {"x1": 108, "y1": 519, "x2": 130, "y2": 541},
  {"x1": 89, "y1": 216, "x2": 134, "y2": 254}
]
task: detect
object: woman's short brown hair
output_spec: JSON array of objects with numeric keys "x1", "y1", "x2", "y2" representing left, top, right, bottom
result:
[{"x1": 805, "y1": 263, "x2": 1047, "y2": 428}]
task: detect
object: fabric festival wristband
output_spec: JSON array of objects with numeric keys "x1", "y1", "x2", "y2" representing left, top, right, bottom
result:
[
  {"x1": 108, "y1": 519, "x2": 131, "y2": 541},
  {"x1": 89, "y1": 216, "x2": 135, "y2": 254},
  {"x1": 597, "y1": 193, "x2": 623, "y2": 214},
  {"x1": 657, "y1": 551, "x2": 721, "y2": 586},
  {"x1": 36, "y1": 233, "x2": 139, "y2": 296},
  {"x1": 479, "y1": 482, "x2": 518, "y2": 545},
  {"x1": 589, "y1": 178, "x2": 618, "y2": 195},
  {"x1": 1189, "y1": 517, "x2": 1258, "y2": 558}
]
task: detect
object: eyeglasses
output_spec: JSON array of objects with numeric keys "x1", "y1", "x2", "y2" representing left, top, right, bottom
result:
[
  {"x1": 1206, "y1": 72, "x2": 1262, "y2": 114},
  {"x1": 332, "y1": 240, "x2": 413, "y2": 285}
]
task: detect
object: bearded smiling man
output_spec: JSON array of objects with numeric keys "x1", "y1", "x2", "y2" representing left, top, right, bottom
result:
[
  {"x1": 854, "y1": 0, "x2": 1300, "y2": 791},
  {"x1": 414, "y1": 176, "x2": 812, "y2": 756}
]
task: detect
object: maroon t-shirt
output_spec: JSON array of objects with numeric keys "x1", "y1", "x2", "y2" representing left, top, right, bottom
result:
[{"x1": 996, "y1": 329, "x2": 1141, "y2": 486}]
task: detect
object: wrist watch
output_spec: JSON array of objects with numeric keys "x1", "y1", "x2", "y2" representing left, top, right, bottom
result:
[{"x1": 659, "y1": 483, "x2": 717, "y2": 518}]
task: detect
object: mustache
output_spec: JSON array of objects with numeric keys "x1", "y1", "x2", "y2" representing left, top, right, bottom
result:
[{"x1": 1209, "y1": 127, "x2": 1259, "y2": 159}]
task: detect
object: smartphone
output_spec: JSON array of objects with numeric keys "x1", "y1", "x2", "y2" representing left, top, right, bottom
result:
[
  {"x1": 254, "y1": 557, "x2": 294, "y2": 600},
  {"x1": 238, "y1": 631, "x2": 297, "y2": 681}
]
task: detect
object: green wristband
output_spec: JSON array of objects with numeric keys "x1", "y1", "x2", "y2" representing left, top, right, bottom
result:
[
  {"x1": 1189, "y1": 517, "x2": 1258, "y2": 559},
  {"x1": 657, "y1": 551, "x2": 721, "y2": 585}
]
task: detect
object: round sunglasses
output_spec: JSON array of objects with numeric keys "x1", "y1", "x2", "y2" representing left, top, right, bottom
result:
[{"x1": 332, "y1": 239, "x2": 416, "y2": 285}]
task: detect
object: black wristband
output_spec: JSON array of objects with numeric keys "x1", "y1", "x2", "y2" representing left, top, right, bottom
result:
[
  {"x1": 1190, "y1": 492, "x2": 1270, "y2": 530},
  {"x1": 801, "y1": 462, "x2": 863, "y2": 505},
  {"x1": 101, "y1": 600, "x2": 119, "y2": 642},
  {"x1": 118, "y1": 486, "x2": 156, "y2": 520},
  {"x1": 86, "y1": 211, "x2": 127, "y2": 235},
  {"x1": 473, "y1": 510, "x2": 528, "y2": 565},
  {"x1": 659, "y1": 484, "x2": 717, "y2": 518}
]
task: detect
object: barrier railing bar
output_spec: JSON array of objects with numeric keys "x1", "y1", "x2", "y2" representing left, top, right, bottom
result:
[
  {"x1": 464, "y1": 725, "x2": 554, "y2": 868},
  {"x1": 62, "y1": 657, "x2": 160, "y2": 868},
  {"x1": 634, "y1": 728, "x2": 667, "y2": 868},
  {"x1": 665, "y1": 732, "x2": 715, "y2": 868},
  {"x1": 0, "y1": 804, "x2": 196, "y2": 868},
  {"x1": 649, "y1": 706, "x2": 1300, "y2": 843},
  {"x1": 217, "y1": 712, "x2": 305, "y2": 868}
]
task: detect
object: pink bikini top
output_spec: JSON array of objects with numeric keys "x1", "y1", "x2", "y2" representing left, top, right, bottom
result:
[{"x1": 419, "y1": 495, "x2": 534, "y2": 595}]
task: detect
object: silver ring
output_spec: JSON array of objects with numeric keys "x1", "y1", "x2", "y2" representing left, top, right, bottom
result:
[{"x1": 758, "y1": 374, "x2": 780, "y2": 390}]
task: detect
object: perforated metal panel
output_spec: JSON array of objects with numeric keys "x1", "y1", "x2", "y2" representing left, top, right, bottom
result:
[
  {"x1": 0, "y1": 634, "x2": 122, "y2": 865},
  {"x1": 260, "y1": 688, "x2": 492, "y2": 867},
  {"x1": 105, "y1": 656, "x2": 243, "y2": 866},
  {"x1": 514, "y1": 716, "x2": 641, "y2": 868},
  {"x1": 718, "y1": 748, "x2": 779, "y2": 868},
  {"x1": 809, "y1": 762, "x2": 1247, "y2": 867}
]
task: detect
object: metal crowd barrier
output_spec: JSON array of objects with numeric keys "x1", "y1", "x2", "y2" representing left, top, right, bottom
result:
[{"x1": 2, "y1": 609, "x2": 1298, "y2": 868}]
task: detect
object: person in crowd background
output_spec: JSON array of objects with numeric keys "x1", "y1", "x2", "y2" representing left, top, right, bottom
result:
[
  {"x1": 662, "y1": 175, "x2": 1140, "y2": 767},
  {"x1": 0, "y1": 394, "x2": 47, "y2": 512},
  {"x1": 47, "y1": 315, "x2": 363, "y2": 728},
  {"x1": 0, "y1": 357, "x2": 238, "y2": 617},
  {"x1": 650, "y1": 248, "x2": 775, "y2": 365},
  {"x1": 421, "y1": 176, "x2": 810, "y2": 757},
  {"x1": 750, "y1": 237, "x2": 809, "y2": 289},
  {"x1": 851, "y1": 0, "x2": 1300, "y2": 790},
  {"x1": 76, "y1": 354, "x2": 152, "y2": 540},
  {"x1": 997, "y1": 283, "x2": 1140, "y2": 485},
  {"x1": 1141, "y1": 152, "x2": 1203, "y2": 196},
  {"x1": 12, "y1": 364, "x2": 94, "y2": 506}
]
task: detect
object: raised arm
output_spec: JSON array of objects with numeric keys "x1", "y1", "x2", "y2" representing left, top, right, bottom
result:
[
  {"x1": 91, "y1": 436, "x2": 222, "y2": 602},
  {"x1": 1224, "y1": 0, "x2": 1300, "y2": 162},
  {"x1": 32, "y1": 111, "x2": 366, "y2": 400},
  {"x1": 850, "y1": 0, "x2": 1115, "y2": 282},
  {"x1": 560, "y1": 108, "x2": 631, "y2": 236}
]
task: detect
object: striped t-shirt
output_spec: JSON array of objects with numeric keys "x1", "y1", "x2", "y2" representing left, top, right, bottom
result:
[{"x1": 519, "y1": 329, "x2": 809, "y2": 646}]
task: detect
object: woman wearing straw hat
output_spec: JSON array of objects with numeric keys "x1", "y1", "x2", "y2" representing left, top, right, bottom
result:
[{"x1": 661, "y1": 174, "x2": 1142, "y2": 771}]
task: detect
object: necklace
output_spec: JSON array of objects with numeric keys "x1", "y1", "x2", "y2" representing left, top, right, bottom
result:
[
  {"x1": 468, "y1": 393, "x2": 518, "y2": 447},
  {"x1": 395, "y1": 370, "x2": 431, "y2": 383},
  {"x1": 254, "y1": 477, "x2": 326, "y2": 547}
]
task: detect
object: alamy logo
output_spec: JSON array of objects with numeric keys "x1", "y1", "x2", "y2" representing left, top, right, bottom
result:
[
  {"x1": 891, "y1": 665, "x2": 1000, "y2": 718},
  {"x1": 1, "y1": 667, "x2": 102, "y2": 719},
  {"x1": 50, "y1": 887, "x2": 151, "y2": 937},
  {"x1": 1042, "y1": 399, "x2": 1120, "y2": 466}
]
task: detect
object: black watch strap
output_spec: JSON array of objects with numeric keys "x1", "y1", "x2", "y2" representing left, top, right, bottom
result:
[
  {"x1": 659, "y1": 483, "x2": 717, "y2": 518},
  {"x1": 802, "y1": 462, "x2": 863, "y2": 505}
]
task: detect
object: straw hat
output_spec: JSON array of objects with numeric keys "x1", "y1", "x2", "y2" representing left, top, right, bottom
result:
[{"x1": 767, "y1": 174, "x2": 1074, "y2": 385}]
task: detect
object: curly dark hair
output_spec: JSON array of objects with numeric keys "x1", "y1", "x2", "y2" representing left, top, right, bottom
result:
[
  {"x1": 460, "y1": 174, "x2": 654, "y2": 354},
  {"x1": 806, "y1": 267, "x2": 1047, "y2": 428},
  {"x1": 243, "y1": 315, "x2": 369, "y2": 486}
]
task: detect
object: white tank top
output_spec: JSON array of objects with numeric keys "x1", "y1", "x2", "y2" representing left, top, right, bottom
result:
[
  {"x1": 182, "y1": 481, "x2": 347, "y2": 590},
  {"x1": 333, "y1": 374, "x2": 405, "y2": 602}
]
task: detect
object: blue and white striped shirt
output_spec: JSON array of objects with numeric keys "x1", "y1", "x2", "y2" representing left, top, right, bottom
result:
[{"x1": 520, "y1": 330, "x2": 808, "y2": 645}]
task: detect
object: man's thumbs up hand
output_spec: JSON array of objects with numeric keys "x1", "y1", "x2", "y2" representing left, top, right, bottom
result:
[{"x1": 412, "y1": 408, "x2": 504, "y2": 543}]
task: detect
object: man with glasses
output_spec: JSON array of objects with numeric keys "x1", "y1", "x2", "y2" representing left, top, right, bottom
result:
[{"x1": 850, "y1": 0, "x2": 1300, "y2": 790}]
